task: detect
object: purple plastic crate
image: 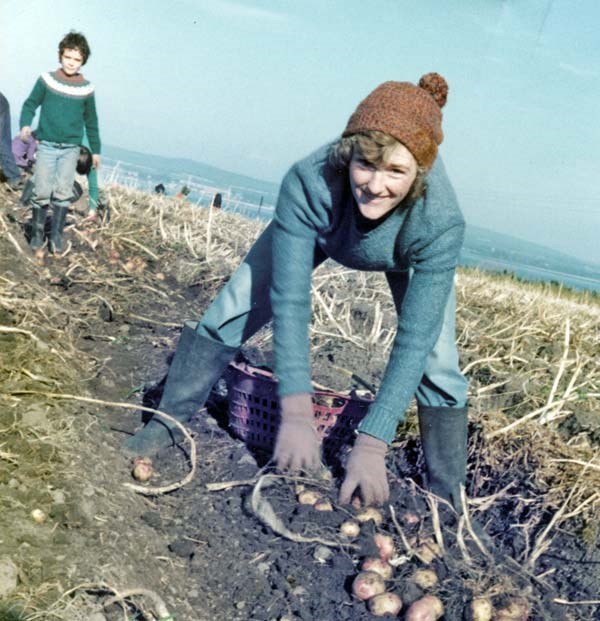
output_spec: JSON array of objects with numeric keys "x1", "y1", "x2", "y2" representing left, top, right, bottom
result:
[{"x1": 226, "y1": 361, "x2": 373, "y2": 453}]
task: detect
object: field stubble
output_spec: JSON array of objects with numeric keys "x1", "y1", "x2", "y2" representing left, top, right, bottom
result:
[{"x1": 0, "y1": 184, "x2": 598, "y2": 620}]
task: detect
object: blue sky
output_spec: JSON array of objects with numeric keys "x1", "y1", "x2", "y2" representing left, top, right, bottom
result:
[{"x1": 1, "y1": 0, "x2": 599, "y2": 263}]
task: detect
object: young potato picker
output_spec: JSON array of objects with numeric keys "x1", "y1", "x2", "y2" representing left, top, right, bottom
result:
[
  {"x1": 124, "y1": 73, "x2": 469, "y2": 510},
  {"x1": 19, "y1": 31, "x2": 101, "y2": 254}
]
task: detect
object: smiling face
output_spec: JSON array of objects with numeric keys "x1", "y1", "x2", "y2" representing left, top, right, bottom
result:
[
  {"x1": 60, "y1": 48, "x2": 84, "y2": 76},
  {"x1": 349, "y1": 142, "x2": 418, "y2": 220}
]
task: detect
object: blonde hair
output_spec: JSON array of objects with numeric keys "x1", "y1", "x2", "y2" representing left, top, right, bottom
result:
[{"x1": 329, "y1": 130, "x2": 427, "y2": 202}]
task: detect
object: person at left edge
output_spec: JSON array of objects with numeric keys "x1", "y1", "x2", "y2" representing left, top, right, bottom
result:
[{"x1": 0, "y1": 91, "x2": 24, "y2": 191}]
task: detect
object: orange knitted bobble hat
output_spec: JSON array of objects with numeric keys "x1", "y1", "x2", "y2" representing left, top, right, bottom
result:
[{"x1": 343, "y1": 73, "x2": 448, "y2": 170}]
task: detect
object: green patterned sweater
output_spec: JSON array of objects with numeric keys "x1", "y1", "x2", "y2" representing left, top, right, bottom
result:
[{"x1": 20, "y1": 68, "x2": 101, "y2": 154}]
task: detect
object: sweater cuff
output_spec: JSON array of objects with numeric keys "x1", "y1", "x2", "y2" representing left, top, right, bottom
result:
[
  {"x1": 357, "y1": 404, "x2": 404, "y2": 445},
  {"x1": 276, "y1": 371, "x2": 313, "y2": 399}
]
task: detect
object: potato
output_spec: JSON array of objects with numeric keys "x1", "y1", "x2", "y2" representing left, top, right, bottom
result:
[
  {"x1": 415, "y1": 539, "x2": 441, "y2": 564},
  {"x1": 463, "y1": 597, "x2": 493, "y2": 621},
  {"x1": 405, "y1": 595, "x2": 444, "y2": 621},
  {"x1": 412, "y1": 569, "x2": 438, "y2": 589},
  {"x1": 361, "y1": 557, "x2": 393, "y2": 580},
  {"x1": 313, "y1": 498, "x2": 333, "y2": 512},
  {"x1": 373, "y1": 532, "x2": 395, "y2": 561},
  {"x1": 297, "y1": 489, "x2": 322, "y2": 505},
  {"x1": 352, "y1": 571, "x2": 386, "y2": 601},
  {"x1": 31, "y1": 508, "x2": 47, "y2": 524},
  {"x1": 132, "y1": 456, "x2": 153, "y2": 482},
  {"x1": 368, "y1": 592, "x2": 403, "y2": 616},
  {"x1": 340, "y1": 520, "x2": 361, "y2": 539},
  {"x1": 355, "y1": 507, "x2": 383, "y2": 525},
  {"x1": 294, "y1": 483, "x2": 306, "y2": 495}
]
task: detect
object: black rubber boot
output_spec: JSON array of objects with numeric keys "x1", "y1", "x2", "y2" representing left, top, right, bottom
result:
[
  {"x1": 48, "y1": 205, "x2": 69, "y2": 254},
  {"x1": 29, "y1": 206, "x2": 48, "y2": 250},
  {"x1": 417, "y1": 405, "x2": 468, "y2": 512},
  {"x1": 20, "y1": 179, "x2": 34, "y2": 206},
  {"x1": 122, "y1": 322, "x2": 238, "y2": 456}
]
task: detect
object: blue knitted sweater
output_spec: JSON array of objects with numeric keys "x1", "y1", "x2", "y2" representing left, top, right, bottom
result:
[{"x1": 271, "y1": 143, "x2": 465, "y2": 443}]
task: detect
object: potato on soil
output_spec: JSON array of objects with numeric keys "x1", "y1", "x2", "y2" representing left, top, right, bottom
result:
[
  {"x1": 355, "y1": 506, "x2": 383, "y2": 525},
  {"x1": 297, "y1": 489, "x2": 322, "y2": 505},
  {"x1": 405, "y1": 594, "x2": 444, "y2": 621},
  {"x1": 361, "y1": 557, "x2": 393, "y2": 580},
  {"x1": 352, "y1": 571, "x2": 386, "y2": 601},
  {"x1": 415, "y1": 539, "x2": 441, "y2": 564},
  {"x1": 412, "y1": 568, "x2": 438, "y2": 589},
  {"x1": 31, "y1": 508, "x2": 47, "y2": 524},
  {"x1": 132, "y1": 456, "x2": 153, "y2": 481},
  {"x1": 373, "y1": 532, "x2": 395, "y2": 561},
  {"x1": 368, "y1": 592, "x2": 403, "y2": 616},
  {"x1": 313, "y1": 498, "x2": 333, "y2": 511},
  {"x1": 464, "y1": 597, "x2": 493, "y2": 621},
  {"x1": 340, "y1": 520, "x2": 361, "y2": 539}
]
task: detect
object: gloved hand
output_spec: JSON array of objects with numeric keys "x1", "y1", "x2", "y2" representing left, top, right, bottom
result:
[
  {"x1": 339, "y1": 433, "x2": 389, "y2": 506},
  {"x1": 273, "y1": 393, "x2": 321, "y2": 472}
]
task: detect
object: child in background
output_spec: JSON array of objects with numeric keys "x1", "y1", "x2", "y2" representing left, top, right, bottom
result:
[{"x1": 19, "y1": 30, "x2": 101, "y2": 254}]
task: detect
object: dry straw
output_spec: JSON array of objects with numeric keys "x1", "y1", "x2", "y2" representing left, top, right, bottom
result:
[{"x1": 1, "y1": 182, "x2": 599, "y2": 617}]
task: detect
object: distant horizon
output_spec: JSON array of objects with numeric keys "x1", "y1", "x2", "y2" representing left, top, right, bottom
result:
[
  {"x1": 103, "y1": 143, "x2": 279, "y2": 191},
  {"x1": 101, "y1": 141, "x2": 600, "y2": 271}
]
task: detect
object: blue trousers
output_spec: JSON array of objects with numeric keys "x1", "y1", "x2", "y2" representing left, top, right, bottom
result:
[
  {"x1": 196, "y1": 222, "x2": 468, "y2": 409},
  {"x1": 0, "y1": 92, "x2": 21, "y2": 181},
  {"x1": 31, "y1": 141, "x2": 79, "y2": 209}
]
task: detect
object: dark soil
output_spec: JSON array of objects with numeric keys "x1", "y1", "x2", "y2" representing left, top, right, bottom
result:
[{"x1": 1, "y1": 188, "x2": 599, "y2": 621}]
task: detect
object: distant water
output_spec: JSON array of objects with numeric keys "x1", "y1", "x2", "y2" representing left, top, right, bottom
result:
[
  {"x1": 99, "y1": 153, "x2": 278, "y2": 219},
  {"x1": 99, "y1": 155, "x2": 600, "y2": 296},
  {"x1": 460, "y1": 249, "x2": 600, "y2": 294}
]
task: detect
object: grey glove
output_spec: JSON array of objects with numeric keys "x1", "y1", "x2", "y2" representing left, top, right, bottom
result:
[
  {"x1": 339, "y1": 433, "x2": 389, "y2": 506},
  {"x1": 273, "y1": 393, "x2": 321, "y2": 472}
]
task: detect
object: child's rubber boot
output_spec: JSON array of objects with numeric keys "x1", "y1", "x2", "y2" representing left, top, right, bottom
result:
[
  {"x1": 48, "y1": 205, "x2": 69, "y2": 254},
  {"x1": 122, "y1": 322, "x2": 238, "y2": 456},
  {"x1": 29, "y1": 206, "x2": 48, "y2": 250},
  {"x1": 20, "y1": 179, "x2": 34, "y2": 206}
]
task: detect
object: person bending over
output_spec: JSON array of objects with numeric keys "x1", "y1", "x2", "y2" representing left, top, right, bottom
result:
[{"x1": 124, "y1": 74, "x2": 469, "y2": 510}]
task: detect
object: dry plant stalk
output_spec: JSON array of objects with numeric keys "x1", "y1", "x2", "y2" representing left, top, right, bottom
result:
[
  {"x1": 52, "y1": 582, "x2": 172, "y2": 621},
  {"x1": 250, "y1": 475, "x2": 358, "y2": 549},
  {"x1": 459, "y1": 486, "x2": 493, "y2": 561},
  {"x1": 425, "y1": 494, "x2": 446, "y2": 555},
  {"x1": 7, "y1": 390, "x2": 197, "y2": 496},
  {"x1": 388, "y1": 505, "x2": 415, "y2": 557},
  {"x1": 0, "y1": 325, "x2": 43, "y2": 343},
  {"x1": 104, "y1": 588, "x2": 173, "y2": 620},
  {"x1": 526, "y1": 461, "x2": 595, "y2": 570}
]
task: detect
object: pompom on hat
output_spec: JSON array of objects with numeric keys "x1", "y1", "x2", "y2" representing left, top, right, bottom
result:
[{"x1": 343, "y1": 73, "x2": 448, "y2": 170}]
